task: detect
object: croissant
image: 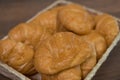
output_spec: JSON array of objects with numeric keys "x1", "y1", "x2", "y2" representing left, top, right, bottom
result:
[
  {"x1": 34, "y1": 32, "x2": 93, "y2": 74},
  {"x1": 30, "y1": 6, "x2": 63, "y2": 34},
  {"x1": 41, "y1": 66, "x2": 82, "y2": 80},
  {"x1": 81, "y1": 44, "x2": 97, "y2": 78},
  {"x1": 83, "y1": 30, "x2": 107, "y2": 59},
  {"x1": 95, "y1": 14, "x2": 119, "y2": 46},
  {"x1": 58, "y1": 4, "x2": 95, "y2": 35},
  {"x1": 8, "y1": 23, "x2": 51, "y2": 47},
  {"x1": 0, "y1": 38, "x2": 35, "y2": 75}
]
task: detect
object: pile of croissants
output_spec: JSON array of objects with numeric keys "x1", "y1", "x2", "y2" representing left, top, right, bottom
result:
[{"x1": 0, "y1": 4, "x2": 119, "y2": 80}]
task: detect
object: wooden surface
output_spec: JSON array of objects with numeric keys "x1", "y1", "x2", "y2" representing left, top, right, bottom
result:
[{"x1": 0, "y1": 0, "x2": 120, "y2": 80}]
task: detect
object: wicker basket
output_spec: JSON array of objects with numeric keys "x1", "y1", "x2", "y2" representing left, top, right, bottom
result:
[{"x1": 0, "y1": 0, "x2": 120, "y2": 80}]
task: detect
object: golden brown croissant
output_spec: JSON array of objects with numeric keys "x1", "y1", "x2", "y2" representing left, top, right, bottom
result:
[
  {"x1": 83, "y1": 30, "x2": 107, "y2": 60},
  {"x1": 81, "y1": 45, "x2": 96, "y2": 78},
  {"x1": 95, "y1": 14, "x2": 119, "y2": 46},
  {"x1": 8, "y1": 23, "x2": 51, "y2": 47},
  {"x1": 0, "y1": 38, "x2": 16, "y2": 63},
  {"x1": 30, "y1": 6, "x2": 63, "y2": 34},
  {"x1": 0, "y1": 38, "x2": 36, "y2": 75},
  {"x1": 34, "y1": 32, "x2": 93, "y2": 74},
  {"x1": 58, "y1": 4, "x2": 95, "y2": 35},
  {"x1": 41, "y1": 66, "x2": 82, "y2": 80}
]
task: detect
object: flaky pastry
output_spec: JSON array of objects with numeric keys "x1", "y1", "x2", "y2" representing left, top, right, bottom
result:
[
  {"x1": 83, "y1": 30, "x2": 107, "y2": 59},
  {"x1": 58, "y1": 4, "x2": 95, "y2": 34},
  {"x1": 95, "y1": 14, "x2": 119, "y2": 46},
  {"x1": 34, "y1": 32, "x2": 93, "y2": 74},
  {"x1": 41, "y1": 66, "x2": 82, "y2": 80},
  {"x1": 81, "y1": 45, "x2": 96, "y2": 78},
  {"x1": 0, "y1": 38, "x2": 35, "y2": 75},
  {"x1": 8, "y1": 23, "x2": 51, "y2": 47},
  {"x1": 30, "y1": 6, "x2": 63, "y2": 34}
]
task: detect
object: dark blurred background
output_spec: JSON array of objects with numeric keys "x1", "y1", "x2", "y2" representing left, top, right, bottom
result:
[{"x1": 0, "y1": 0, "x2": 120, "y2": 80}]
